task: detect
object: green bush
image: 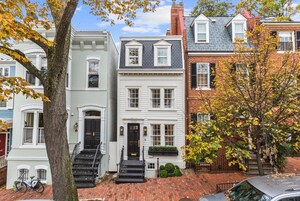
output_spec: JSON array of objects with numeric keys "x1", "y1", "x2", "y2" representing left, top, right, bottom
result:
[
  {"x1": 175, "y1": 165, "x2": 179, "y2": 170},
  {"x1": 174, "y1": 168, "x2": 182, "y2": 176},
  {"x1": 159, "y1": 170, "x2": 168, "y2": 178},
  {"x1": 168, "y1": 172, "x2": 175, "y2": 177},
  {"x1": 160, "y1": 165, "x2": 165, "y2": 170},
  {"x1": 148, "y1": 146, "x2": 178, "y2": 152},
  {"x1": 165, "y1": 163, "x2": 175, "y2": 173}
]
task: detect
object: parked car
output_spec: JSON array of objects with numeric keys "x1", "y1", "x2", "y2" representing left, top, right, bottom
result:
[{"x1": 199, "y1": 174, "x2": 300, "y2": 201}]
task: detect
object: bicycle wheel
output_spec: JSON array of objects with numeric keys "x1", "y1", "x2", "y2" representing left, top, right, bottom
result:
[
  {"x1": 15, "y1": 181, "x2": 27, "y2": 193},
  {"x1": 32, "y1": 181, "x2": 44, "y2": 193}
]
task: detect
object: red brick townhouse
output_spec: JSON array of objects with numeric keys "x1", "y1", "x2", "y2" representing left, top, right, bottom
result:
[{"x1": 168, "y1": 2, "x2": 300, "y2": 172}]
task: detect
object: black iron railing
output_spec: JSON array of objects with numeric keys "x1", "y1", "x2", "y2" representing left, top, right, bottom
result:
[
  {"x1": 92, "y1": 142, "x2": 102, "y2": 179},
  {"x1": 118, "y1": 146, "x2": 125, "y2": 175},
  {"x1": 142, "y1": 146, "x2": 145, "y2": 178},
  {"x1": 157, "y1": 158, "x2": 160, "y2": 177},
  {"x1": 71, "y1": 141, "x2": 81, "y2": 164}
]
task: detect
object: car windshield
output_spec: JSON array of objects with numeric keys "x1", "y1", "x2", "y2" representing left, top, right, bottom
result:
[{"x1": 227, "y1": 181, "x2": 272, "y2": 201}]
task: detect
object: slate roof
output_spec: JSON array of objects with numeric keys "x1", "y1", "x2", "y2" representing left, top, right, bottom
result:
[
  {"x1": 185, "y1": 16, "x2": 235, "y2": 52},
  {"x1": 119, "y1": 39, "x2": 183, "y2": 69}
]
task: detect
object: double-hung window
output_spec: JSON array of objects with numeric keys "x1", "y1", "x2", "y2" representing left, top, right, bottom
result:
[
  {"x1": 153, "y1": 40, "x2": 172, "y2": 66},
  {"x1": 128, "y1": 48, "x2": 139, "y2": 65},
  {"x1": 234, "y1": 22, "x2": 245, "y2": 41},
  {"x1": 37, "y1": 169, "x2": 47, "y2": 181},
  {"x1": 150, "y1": 88, "x2": 174, "y2": 109},
  {"x1": 0, "y1": 101, "x2": 7, "y2": 108},
  {"x1": 197, "y1": 113, "x2": 210, "y2": 123},
  {"x1": 151, "y1": 89, "x2": 160, "y2": 108},
  {"x1": 23, "y1": 111, "x2": 45, "y2": 145},
  {"x1": 125, "y1": 41, "x2": 143, "y2": 66},
  {"x1": 197, "y1": 63, "x2": 210, "y2": 88},
  {"x1": 87, "y1": 59, "x2": 100, "y2": 88},
  {"x1": 19, "y1": 169, "x2": 29, "y2": 180},
  {"x1": 279, "y1": 32, "x2": 293, "y2": 51},
  {"x1": 196, "y1": 23, "x2": 208, "y2": 43},
  {"x1": 151, "y1": 124, "x2": 175, "y2": 146},
  {"x1": 157, "y1": 48, "x2": 168, "y2": 65},
  {"x1": 25, "y1": 54, "x2": 47, "y2": 86},
  {"x1": 128, "y1": 88, "x2": 139, "y2": 108}
]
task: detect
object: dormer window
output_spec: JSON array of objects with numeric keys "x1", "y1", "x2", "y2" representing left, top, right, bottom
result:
[
  {"x1": 234, "y1": 22, "x2": 245, "y2": 40},
  {"x1": 196, "y1": 23, "x2": 208, "y2": 43},
  {"x1": 193, "y1": 14, "x2": 209, "y2": 43},
  {"x1": 154, "y1": 40, "x2": 172, "y2": 66},
  {"x1": 125, "y1": 40, "x2": 143, "y2": 66}
]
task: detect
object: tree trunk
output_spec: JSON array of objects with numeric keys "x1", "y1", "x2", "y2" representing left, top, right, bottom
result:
[
  {"x1": 256, "y1": 142, "x2": 264, "y2": 176},
  {"x1": 43, "y1": 27, "x2": 78, "y2": 201}
]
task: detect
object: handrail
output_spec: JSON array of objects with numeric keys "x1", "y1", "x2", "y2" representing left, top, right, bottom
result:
[
  {"x1": 120, "y1": 145, "x2": 124, "y2": 166},
  {"x1": 142, "y1": 146, "x2": 145, "y2": 178},
  {"x1": 92, "y1": 142, "x2": 102, "y2": 179},
  {"x1": 71, "y1": 141, "x2": 81, "y2": 164}
]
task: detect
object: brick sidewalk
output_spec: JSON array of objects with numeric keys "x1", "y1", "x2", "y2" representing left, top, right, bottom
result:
[{"x1": 0, "y1": 172, "x2": 247, "y2": 201}]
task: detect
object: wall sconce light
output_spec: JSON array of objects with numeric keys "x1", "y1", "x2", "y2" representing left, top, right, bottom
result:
[
  {"x1": 143, "y1": 126, "x2": 147, "y2": 136},
  {"x1": 74, "y1": 122, "x2": 78, "y2": 132},
  {"x1": 120, "y1": 126, "x2": 124, "y2": 136}
]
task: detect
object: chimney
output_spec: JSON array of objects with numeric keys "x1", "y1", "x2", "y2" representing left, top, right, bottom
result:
[{"x1": 170, "y1": 0, "x2": 184, "y2": 35}]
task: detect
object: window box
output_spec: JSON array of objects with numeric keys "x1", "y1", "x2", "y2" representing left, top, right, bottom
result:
[
  {"x1": 148, "y1": 146, "x2": 178, "y2": 156},
  {"x1": 194, "y1": 162, "x2": 211, "y2": 172}
]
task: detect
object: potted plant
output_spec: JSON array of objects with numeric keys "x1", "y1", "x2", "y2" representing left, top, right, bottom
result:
[{"x1": 148, "y1": 146, "x2": 178, "y2": 156}]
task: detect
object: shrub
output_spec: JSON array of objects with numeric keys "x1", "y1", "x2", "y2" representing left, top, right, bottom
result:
[
  {"x1": 148, "y1": 146, "x2": 178, "y2": 152},
  {"x1": 165, "y1": 163, "x2": 175, "y2": 173},
  {"x1": 160, "y1": 170, "x2": 168, "y2": 178},
  {"x1": 168, "y1": 172, "x2": 175, "y2": 177},
  {"x1": 174, "y1": 165, "x2": 179, "y2": 170},
  {"x1": 174, "y1": 169, "x2": 182, "y2": 176},
  {"x1": 160, "y1": 165, "x2": 165, "y2": 170}
]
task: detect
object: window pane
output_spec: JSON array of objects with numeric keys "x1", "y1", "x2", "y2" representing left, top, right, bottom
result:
[
  {"x1": 37, "y1": 169, "x2": 47, "y2": 180},
  {"x1": 88, "y1": 75, "x2": 99, "y2": 88},
  {"x1": 235, "y1": 33, "x2": 244, "y2": 39},
  {"x1": 165, "y1": 124, "x2": 174, "y2": 146},
  {"x1": 197, "y1": 113, "x2": 210, "y2": 123},
  {"x1": 4, "y1": 68, "x2": 9, "y2": 76},
  {"x1": 38, "y1": 113, "x2": 44, "y2": 143},
  {"x1": 197, "y1": 23, "x2": 206, "y2": 32},
  {"x1": 25, "y1": 113, "x2": 34, "y2": 127},
  {"x1": 152, "y1": 124, "x2": 161, "y2": 146},
  {"x1": 235, "y1": 23, "x2": 244, "y2": 32},
  {"x1": 164, "y1": 89, "x2": 174, "y2": 108},
  {"x1": 158, "y1": 57, "x2": 168, "y2": 65},
  {"x1": 197, "y1": 33, "x2": 206, "y2": 41},
  {"x1": 158, "y1": 48, "x2": 167, "y2": 57},
  {"x1": 151, "y1": 89, "x2": 160, "y2": 108},
  {"x1": 26, "y1": 71, "x2": 36, "y2": 85},
  {"x1": 85, "y1": 111, "x2": 101, "y2": 116},
  {"x1": 129, "y1": 48, "x2": 139, "y2": 56},
  {"x1": 129, "y1": 89, "x2": 139, "y2": 108},
  {"x1": 197, "y1": 64, "x2": 209, "y2": 88},
  {"x1": 89, "y1": 60, "x2": 99, "y2": 74},
  {"x1": 19, "y1": 169, "x2": 29, "y2": 180},
  {"x1": 0, "y1": 101, "x2": 7, "y2": 108},
  {"x1": 24, "y1": 112, "x2": 34, "y2": 144},
  {"x1": 129, "y1": 57, "x2": 139, "y2": 65},
  {"x1": 41, "y1": 56, "x2": 47, "y2": 70}
]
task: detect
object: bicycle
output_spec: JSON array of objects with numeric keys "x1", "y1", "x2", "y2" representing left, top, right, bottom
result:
[{"x1": 15, "y1": 173, "x2": 45, "y2": 193}]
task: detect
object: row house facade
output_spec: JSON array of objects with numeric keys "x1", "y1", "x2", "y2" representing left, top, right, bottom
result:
[
  {"x1": 0, "y1": 59, "x2": 15, "y2": 159},
  {"x1": 116, "y1": 36, "x2": 185, "y2": 181},
  {"x1": 169, "y1": 2, "x2": 300, "y2": 171},
  {"x1": 6, "y1": 28, "x2": 118, "y2": 188}
]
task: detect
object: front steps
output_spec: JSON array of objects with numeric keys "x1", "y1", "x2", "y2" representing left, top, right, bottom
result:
[
  {"x1": 115, "y1": 160, "x2": 146, "y2": 184},
  {"x1": 72, "y1": 149, "x2": 102, "y2": 188},
  {"x1": 246, "y1": 153, "x2": 273, "y2": 175}
]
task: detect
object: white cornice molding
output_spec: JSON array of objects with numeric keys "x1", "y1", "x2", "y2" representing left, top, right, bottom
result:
[{"x1": 120, "y1": 36, "x2": 182, "y2": 41}]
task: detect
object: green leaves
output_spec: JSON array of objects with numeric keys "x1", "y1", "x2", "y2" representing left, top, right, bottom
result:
[{"x1": 191, "y1": 0, "x2": 233, "y2": 17}]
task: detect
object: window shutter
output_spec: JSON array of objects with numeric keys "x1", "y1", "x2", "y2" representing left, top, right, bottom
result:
[
  {"x1": 209, "y1": 63, "x2": 216, "y2": 89},
  {"x1": 191, "y1": 63, "x2": 197, "y2": 89},
  {"x1": 296, "y1": 31, "x2": 300, "y2": 51},
  {"x1": 230, "y1": 63, "x2": 236, "y2": 74},
  {"x1": 270, "y1": 31, "x2": 277, "y2": 37},
  {"x1": 191, "y1": 113, "x2": 197, "y2": 125}
]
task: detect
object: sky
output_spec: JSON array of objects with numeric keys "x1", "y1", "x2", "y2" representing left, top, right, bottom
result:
[{"x1": 71, "y1": 0, "x2": 300, "y2": 47}]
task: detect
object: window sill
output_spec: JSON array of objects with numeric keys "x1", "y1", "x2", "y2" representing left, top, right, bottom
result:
[
  {"x1": 277, "y1": 50, "x2": 294, "y2": 54},
  {"x1": 195, "y1": 87, "x2": 211, "y2": 91},
  {"x1": 19, "y1": 145, "x2": 46, "y2": 149},
  {"x1": 85, "y1": 88, "x2": 101, "y2": 90},
  {"x1": 148, "y1": 108, "x2": 177, "y2": 111},
  {"x1": 125, "y1": 108, "x2": 142, "y2": 111}
]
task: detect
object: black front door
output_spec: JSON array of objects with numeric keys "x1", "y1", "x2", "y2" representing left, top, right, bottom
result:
[
  {"x1": 127, "y1": 123, "x2": 140, "y2": 160},
  {"x1": 84, "y1": 119, "x2": 100, "y2": 149}
]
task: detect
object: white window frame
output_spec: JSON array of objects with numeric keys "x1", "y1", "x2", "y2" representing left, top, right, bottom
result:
[
  {"x1": 22, "y1": 110, "x2": 45, "y2": 146},
  {"x1": 150, "y1": 88, "x2": 175, "y2": 109},
  {"x1": 151, "y1": 124, "x2": 161, "y2": 146},
  {"x1": 86, "y1": 57, "x2": 100, "y2": 89},
  {"x1": 35, "y1": 165, "x2": 48, "y2": 183},
  {"x1": 195, "y1": 22, "x2": 209, "y2": 43},
  {"x1": 0, "y1": 67, "x2": 10, "y2": 77},
  {"x1": 196, "y1": 63, "x2": 210, "y2": 90},
  {"x1": 197, "y1": 113, "x2": 211, "y2": 123},
  {"x1": 24, "y1": 53, "x2": 47, "y2": 88},
  {"x1": 128, "y1": 88, "x2": 139, "y2": 109},
  {"x1": 125, "y1": 41, "x2": 143, "y2": 66},
  {"x1": 278, "y1": 31, "x2": 295, "y2": 52},
  {"x1": 153, "y1": 40, "x2": 172, "y2": 66},
  {"x1": 232, "y1": 21, "x2": 247, "y2": 43},
  {"x1": 151, "y1": 123, "x2": 176, "y2": 146}
]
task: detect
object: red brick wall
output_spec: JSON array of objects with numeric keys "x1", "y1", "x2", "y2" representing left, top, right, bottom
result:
[{"x1": 0, "y1": 166, "x2": 7, "y2": 187}]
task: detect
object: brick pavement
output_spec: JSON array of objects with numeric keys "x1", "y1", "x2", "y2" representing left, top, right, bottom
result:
[{"x1": 0, "y1": 172, "x2": 247, "y2": 201}]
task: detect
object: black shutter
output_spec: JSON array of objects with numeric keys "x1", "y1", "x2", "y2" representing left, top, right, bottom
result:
[
  {"x1": 191, "y1": 113, "x2": 197, "y2": 125},
  {"x1": 270, "y1": 31, "x2": 278, "y2": 49},
  {"x1": 230, "y1": 63, "x2": 236, "y2": 74},
  {"x1": 210, "y1": 63, "x2": 216, "y2": 89},
  {"x1": 210, "y1": 114, "x2": 216, "y2": 120},
  {"x1": 296, "y1": 31, "x2": 300, "y2": 51},
  {"x1": 191, "y1": 63, "x2": 197, "y2": 89}
]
